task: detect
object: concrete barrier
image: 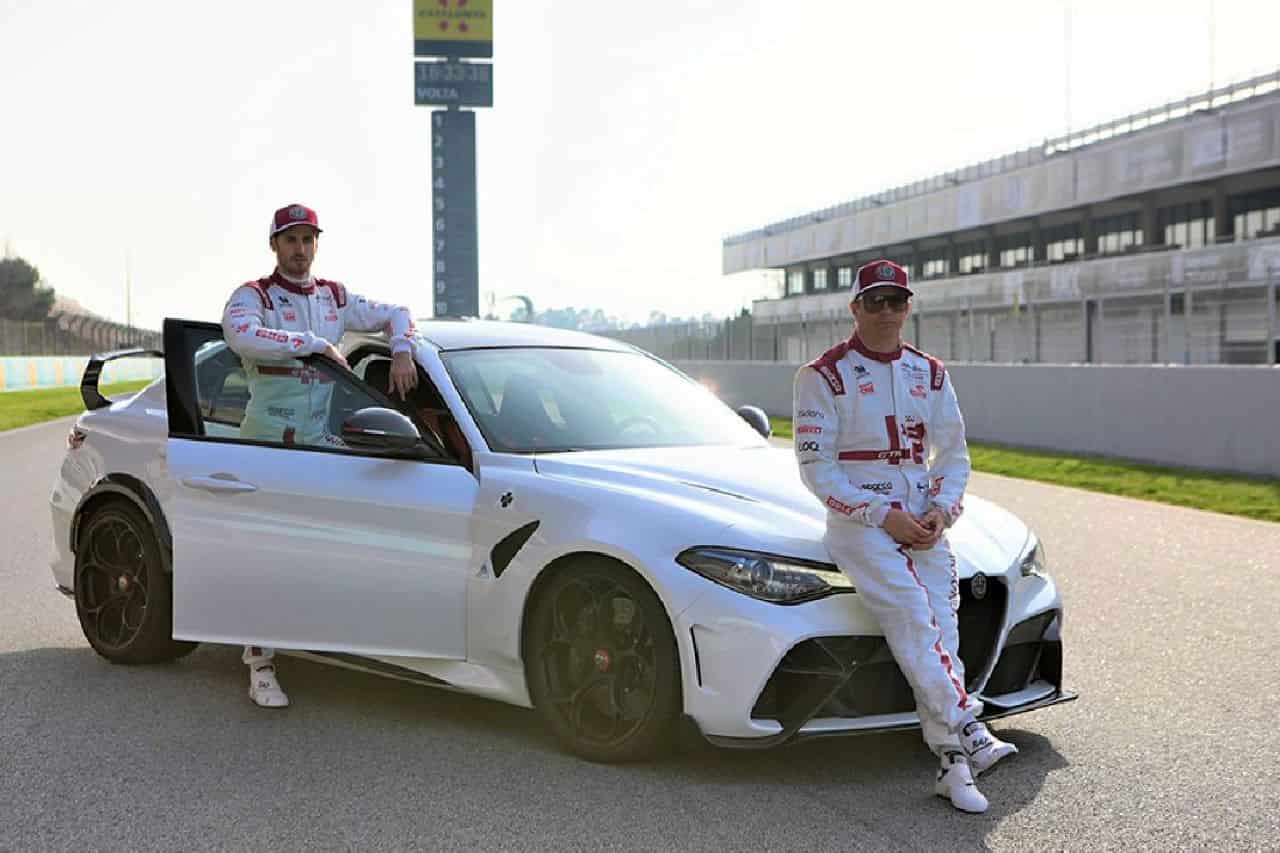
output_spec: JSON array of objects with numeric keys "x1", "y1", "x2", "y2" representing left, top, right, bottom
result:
[
  {"x1": 673, "y1": 359, "x2": 1280, "y2": 478},
  {"x1": 0, "y1": 356, "x2": 163, "y2": 393}
]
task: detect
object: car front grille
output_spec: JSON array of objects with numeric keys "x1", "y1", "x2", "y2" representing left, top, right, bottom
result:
[{"x1": 750, "y1": 577, "x2": 1010, "y2": 724}]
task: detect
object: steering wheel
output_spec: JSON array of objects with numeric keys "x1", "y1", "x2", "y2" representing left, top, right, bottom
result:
[{"x1": 615, "y1": 415, "x2": 663, "y2": 437}]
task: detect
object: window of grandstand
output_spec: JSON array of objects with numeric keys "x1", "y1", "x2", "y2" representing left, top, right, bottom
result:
[
  {"x1": 998, "y1": 237, "x2": 1033, "y2": 267},
  {"x1": 812, "y1": 268, "x2": 828, "y2": 291},
  {"x1": 1232, "y1": 189, "x2": 1280, "y2": 241},
  {"x1": 837, "y1": 267, "x2": 852, "y2": 290},
  {"x1": 921, "y1": 256, "x2": 950, "y2": 279},
  {"x1": 1044, "y1": 223, "x2": 1084, "y2": 262},
  {"x1": 787, "y1": 270, "x2": 806, "y2": 295},
  {"x1": 956, "y1": 239, "x2": 988, "y2": 274},
  {"x1": 1094, "y1": 213, "x2": 1143, "y2": 255},
  {"x1": 1161, "y1": 201, "x2": 1213, "y2": 249}
]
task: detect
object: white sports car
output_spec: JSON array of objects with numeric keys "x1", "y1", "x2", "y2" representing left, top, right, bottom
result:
[{"x1": 49, "y1": 319, "x2": 1074, "y2": 761}]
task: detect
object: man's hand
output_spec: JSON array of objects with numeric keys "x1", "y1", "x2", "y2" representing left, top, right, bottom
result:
[
  {"x1": 914, "y1": 508, "x2": 948, "y2": 550},
  {"x1": 320, "y1": 342, "x2": 349, "y2": 369},
  {"x1": 389, "y1": 351, "x2": 418, "y2": 400},
  {"x1": 882, "y1": 508, "x2": 933, "y2": 547}
]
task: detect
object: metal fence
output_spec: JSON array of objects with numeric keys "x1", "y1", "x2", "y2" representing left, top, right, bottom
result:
[
  {"x1": 0, "y1": 314, "x2": 161, "y2": 356},
  {"x1": 607, "y1": 280, "x2": 1280, "y2": 366}
]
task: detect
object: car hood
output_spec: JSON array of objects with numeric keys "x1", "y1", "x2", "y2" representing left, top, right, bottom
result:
[{"x1": 531, "y1": 445, "x2": 1030, "y2": 576}]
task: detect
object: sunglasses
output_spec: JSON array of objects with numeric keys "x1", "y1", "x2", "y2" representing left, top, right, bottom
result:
[{"x1": 859, "y1": 291, "x2": 910, "y2": 313}]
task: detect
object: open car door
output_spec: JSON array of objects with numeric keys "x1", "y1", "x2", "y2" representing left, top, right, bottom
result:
[{"x1": 160, "y1": 319, "x2": 476, "y2": 660}]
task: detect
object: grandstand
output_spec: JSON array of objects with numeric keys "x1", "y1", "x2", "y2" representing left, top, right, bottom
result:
[{"x1": 713, "y1": 70, "x2": 1280, "y2": 366}]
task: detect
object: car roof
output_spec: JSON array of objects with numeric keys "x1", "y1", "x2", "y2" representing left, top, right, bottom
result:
[{"x1": 411, "y1": 319, "x2": 636, "y2": 353}]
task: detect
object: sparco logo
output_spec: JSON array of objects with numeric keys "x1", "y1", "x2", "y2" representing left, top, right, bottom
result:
[
  {"x1": 859, "y1": 482, "x2": 893, "y2": 494},
  {"x1": 797, "y1": 409, "x2": 824, "y2": 418}
]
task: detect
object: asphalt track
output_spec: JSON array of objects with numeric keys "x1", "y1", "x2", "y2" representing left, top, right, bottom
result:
[{"x1": 2, "y1": 417, "x2": 1278, "y2": 852}]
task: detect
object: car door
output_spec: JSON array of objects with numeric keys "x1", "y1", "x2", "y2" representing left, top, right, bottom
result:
[{"x1": 161, "y1": 319, "x2": 476, "y2": 659}]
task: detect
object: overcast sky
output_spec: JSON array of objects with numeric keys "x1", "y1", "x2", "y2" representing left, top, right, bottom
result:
[{"x1": 2, "y1": 1, "x2": 1278, "y2": 330}]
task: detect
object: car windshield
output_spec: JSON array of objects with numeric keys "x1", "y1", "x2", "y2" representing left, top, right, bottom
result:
[{"x1": 441, "y1": 347, "x2": 767, "y2": 453}]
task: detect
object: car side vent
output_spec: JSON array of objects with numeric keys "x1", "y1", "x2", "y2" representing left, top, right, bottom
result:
[{"x1": 490, "y1": 521, "x2": 540, "y2": 579}]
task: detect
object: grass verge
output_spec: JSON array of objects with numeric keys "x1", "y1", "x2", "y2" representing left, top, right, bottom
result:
[
  {"x1": 768, "y1": 416, "x2": 1280, "y2": 523},
  {"x1": 0, "y1": 380, "x2": 155, "y2": 433}
]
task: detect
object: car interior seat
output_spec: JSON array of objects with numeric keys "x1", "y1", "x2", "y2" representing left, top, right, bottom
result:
[
  {"x1": 495, "y1": 374, "x2": 559, "y2": 448},
  {"x1": 363, "y1": 356, "x2": 472, "y2": 468}
]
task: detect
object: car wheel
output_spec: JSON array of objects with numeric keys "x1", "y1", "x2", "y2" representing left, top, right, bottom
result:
[
  {"x1": 75, "y1": 499, "x2": 197, "y2": 664},
  {"x1": 526, "y1": 559, "x2": 682, "y2": 763}
]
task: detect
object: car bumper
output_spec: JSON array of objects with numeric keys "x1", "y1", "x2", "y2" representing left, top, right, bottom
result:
[{"x1": 674, "y1": 567, "x2": 1067, "y2": 744}]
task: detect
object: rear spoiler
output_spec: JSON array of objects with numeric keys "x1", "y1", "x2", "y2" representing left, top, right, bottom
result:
[{"x1": 81, "y1": 348, "x2": 163, "y2": 411}]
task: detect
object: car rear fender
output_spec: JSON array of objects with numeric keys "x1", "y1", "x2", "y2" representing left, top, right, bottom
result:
[{"x1": 71, "y1": 474, "x2": 173, "y2": 573}]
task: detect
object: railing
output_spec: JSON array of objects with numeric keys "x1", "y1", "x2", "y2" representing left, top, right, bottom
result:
[
  {"x1": 0, "y1": 313, "x2": 161, "y2": 356},
  {"x1": 605, "y1": 279, "x2": 1279, "y2": 366}
]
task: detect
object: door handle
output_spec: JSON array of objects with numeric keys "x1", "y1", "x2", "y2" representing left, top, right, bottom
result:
[{"x1": 181, "y1": 474, "x2": 258, "y2": 494}]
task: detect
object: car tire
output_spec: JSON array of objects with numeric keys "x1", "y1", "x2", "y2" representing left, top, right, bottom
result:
[
  {"x1": 74, "y1": 499, "x2": 198, "y2": 665},
  {"x1": 525, "y1": 558, "x2": 682, "y2": 763}
]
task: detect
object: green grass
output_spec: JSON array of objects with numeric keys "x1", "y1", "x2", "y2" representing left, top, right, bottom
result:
[
  {"x1": 0, "y1": 380, "x2": 155, "y2": 432},
  {"x1": 769, "y1": 416, "x2": 1280, "y2": 523}
]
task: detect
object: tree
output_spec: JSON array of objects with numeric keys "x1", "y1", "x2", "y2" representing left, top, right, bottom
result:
[{"x1": 0, "y1": 257, "x2": 56, "y2": 320}]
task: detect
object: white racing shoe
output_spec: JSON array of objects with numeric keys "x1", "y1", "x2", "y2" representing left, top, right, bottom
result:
[
  {"x1": 962, "y1": 721, "x2": 1018, "y2": 776},
  {"x1": 935, "y1": 751, "x2": 988, "y2": 814},
  {"x1": 248, "y1": 663, "x2": 290, "y2": 709}
]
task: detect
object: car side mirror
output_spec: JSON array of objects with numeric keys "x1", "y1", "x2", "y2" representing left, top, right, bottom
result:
[
  {"x1": 341, "y1": 407, "x2": 426, "y2": 453},
  {"x1": 736, "y1": 405, "x2": 771, "y2": 439}
]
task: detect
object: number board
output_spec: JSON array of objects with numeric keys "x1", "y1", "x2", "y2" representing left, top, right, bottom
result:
[{"x1": 432, "y1": 111, "x2": 479, "y2": 318}]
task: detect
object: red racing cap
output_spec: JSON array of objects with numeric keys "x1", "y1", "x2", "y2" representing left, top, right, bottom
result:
[
  {"x1": 270, "y1": 204, "x2": 323, "y2": 238},
  {"x1": 853, "y1": 259, "x2": 913, "y2": 299}
]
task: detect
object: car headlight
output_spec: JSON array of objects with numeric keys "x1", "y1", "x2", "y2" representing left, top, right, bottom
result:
[
  {"x1": 676, "y1": 547, "x2": 854, "y2": 604},
  {"x1": 1019, "y1": 538, "x2": 1047, "y2": 578}
]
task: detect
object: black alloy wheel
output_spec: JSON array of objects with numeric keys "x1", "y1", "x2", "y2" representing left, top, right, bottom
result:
[
  {"x1": 527, "y1": 559, "x2": 682, "y2": 763},
  {"x1": 74, "y1": 499, "x2": 196, "y2": 664}
]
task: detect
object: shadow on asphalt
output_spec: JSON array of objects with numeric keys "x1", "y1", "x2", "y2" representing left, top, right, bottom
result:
[{"x1": 4, "y1": 643, "x2": 1067, "y2": 851}]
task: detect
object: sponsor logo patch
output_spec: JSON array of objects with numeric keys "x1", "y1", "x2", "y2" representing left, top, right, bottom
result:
[
  {"x1": 255, "y1": 329, "x2": 289, "y2": 343},
  {"x1": 797, "y1": 425, "x2": 822, "y2": 434},
  {"x1": 858, "y1": 383, "x2": 875, "y2": 395},
  {"x1": 282, "y1": 311, "x2": 297, "y2": 322},
  {"x1": 910, "y1": 384, "x2": 927, "y2": 398},
  {"x1": 860, "y1": 481, "x2": 893, "y2": 494},
  {"x1": 816, "y1": 364, "x2": 845, "y2": 395},
  {"x1": 798, "y1": 441, "x2": 820, "y2": 452},
  {"x1": 796, "y1": 409, "x2": 824, "y2": 419},
  {"x1": 827, "y1": 496, "x2": 870, "y2": 516}
]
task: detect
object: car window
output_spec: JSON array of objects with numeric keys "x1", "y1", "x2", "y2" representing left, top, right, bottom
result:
[
  {"x1": 194, "y1": 341, "x2": 249, "y2": 438},
  {"x1": 186, "y1": 335, "x2": 430, "y2": 454},
  {"x1": 442, "y1": 348, "x2": 765, "y2": 453}
]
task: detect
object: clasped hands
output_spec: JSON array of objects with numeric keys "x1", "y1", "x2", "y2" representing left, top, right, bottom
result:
[{"x1": 882, "y1": 507, "x2": 947, "y2": 549}]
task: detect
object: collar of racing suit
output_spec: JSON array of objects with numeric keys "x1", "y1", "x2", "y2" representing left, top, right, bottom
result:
[
  {"x1": 268, "y1": 270, "x2": 316, "y2": 296},
  {"x1": 849, "y1": 333, "x2": 903, "y2": 363}
]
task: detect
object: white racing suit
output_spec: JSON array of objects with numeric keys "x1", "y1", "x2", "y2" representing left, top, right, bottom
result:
[
  {"x1": 222, "y1": 271, "x2": 417, "y2": 671},
  {"x1": 794, "y1": 333, "x2": 977, "y2": 755},
  {"x1": 221, "y1": 271, "x2": 417, "y2": 445}
]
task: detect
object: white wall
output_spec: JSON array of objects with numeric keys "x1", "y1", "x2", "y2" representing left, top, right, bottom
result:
[{"x1": 674, "y1": 360, "x2": 1280, "y2": 478}]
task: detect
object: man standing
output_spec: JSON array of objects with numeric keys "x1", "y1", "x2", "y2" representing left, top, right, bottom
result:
[
  {"x1": 793, "y1": 259, "x2": 1016, "y2": 813},
  {"x1": 221, "y1": 203, "x2": 420, "y2": 708}
]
